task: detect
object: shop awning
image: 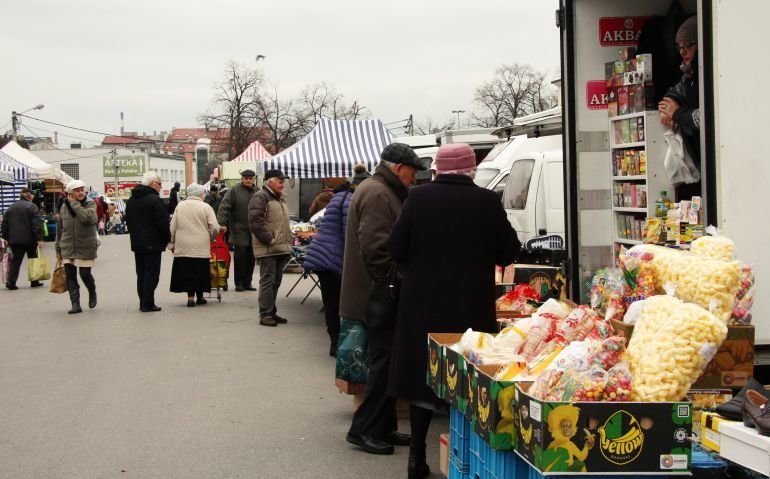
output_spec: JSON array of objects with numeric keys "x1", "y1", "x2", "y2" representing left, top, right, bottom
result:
[
  {"x1": 1, "y1": 141, "x2": 74, "y2": 184},
  {"x1": 258, "y1": 118, "x2": 394, "y2": 178},
  {"x1": 231, "y1": 141, "x2": 272, "y2": 162},
  {"x1": 0, "y1": 150, "x2": 34, "y2": 212}
]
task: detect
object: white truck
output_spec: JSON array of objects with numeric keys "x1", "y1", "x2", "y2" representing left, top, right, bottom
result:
[{"x1": 557, "y1": 0, "x2": 770, "y2": 346}]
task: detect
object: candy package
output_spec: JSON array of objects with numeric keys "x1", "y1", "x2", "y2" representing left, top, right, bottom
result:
[
  {"x1": 619, "y1": 247, "x2": 656, "y2": 305},
  {"x1": 567, "y1": 367, "x2": 609, "y2": 402},
  {"x1": 590, "y1": 268, "x2": 626, "y2": 322},
  {"x1": 496, "y1": 284, "x2": 541, "y2": 315},
  {"x1": 553, "y1": 306, "x2": 598, "y2": 344},
  {"x1": 529, "y1": 369, "x2": 564, "y2": 400},
  {"x1": 604, "y1": 362, "x2": 633, "y2": 401},
  {"x1": 586, "y1": 336, "x2": 626, "y2": 371}
]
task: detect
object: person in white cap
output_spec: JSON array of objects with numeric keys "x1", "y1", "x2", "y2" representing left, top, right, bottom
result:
[{"x1": 55, "y1": 180, "x2": 99, "y2": 314}]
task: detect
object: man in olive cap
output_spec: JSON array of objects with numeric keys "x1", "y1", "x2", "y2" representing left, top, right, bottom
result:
[
  {"x1": 217, "y1": 169, "x2": 257, "y2": 291},
  {"x1": 342, "y1": 142, "x2": 426, "y2": 455}
]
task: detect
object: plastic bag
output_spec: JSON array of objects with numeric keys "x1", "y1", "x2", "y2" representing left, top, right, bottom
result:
[
  {"x1": 27, "y1": 248, "x2": 51, "y2": 282},
  {"x1": 493, "y1": 318, "x2": 533, "y2": 353},
  {"x1": 529, "y1": 369, "x2": 564, "y2": 400},
  {"x1": 619, "y1": 247, "x2": 656, "y2": 305},
  {"x1": 691, "y1": 228, "x2": 735, "y2": 262},
  {"x1": 496, "y1": 284, "x2": 541, "y2": 312},
  {"x1": 458, "y1": 329, "x2": 495, "y2": 356},
  {"x1": 663, "y1": 129, "x2": 700, "y2": 186},
  {"x1": 567, "y1": 367, "x2": 609, "y2": 402},
  {"x1": 590, "y1": 268, "x2": 626, "y2": 322},
  {"x1": 335, "y1": 319, "x2": 370, "y2": 384},
  {"x1": 585, "y1": 336, "x2": 626, "y2": 371},
  {"x1": 604, "y1": 362, "x2": 633, "y2": 401},
  {"x1": 553, "y1": 306, "x2": 598, "y2": 344}
]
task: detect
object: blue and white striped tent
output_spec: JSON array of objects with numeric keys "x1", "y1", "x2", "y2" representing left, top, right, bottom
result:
[
  {"x1": 0, "y1": 151, "x2": 34, "y2": 213},
  {"x1": 258, "y1": 118, "x2": 394, "y2": 178}
]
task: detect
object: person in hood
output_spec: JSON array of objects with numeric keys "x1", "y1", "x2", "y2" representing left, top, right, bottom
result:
[
  {"x1": 125, "y1": 171, "x2": 171, "y2": 312},
  {"x1": 248, "y1": 169, "x2": 293, "y2": 327},
  {"x1": 55, "y1": 180, "x2": 100, "y2": 314},
  {"x1": 659, "y1": 15, "x2": 701, "y2": 200}
]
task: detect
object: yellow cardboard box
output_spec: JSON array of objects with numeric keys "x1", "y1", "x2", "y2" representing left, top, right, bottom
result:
[{"x1": 700, "y1": 411, "x2": 738, "y2": 453}]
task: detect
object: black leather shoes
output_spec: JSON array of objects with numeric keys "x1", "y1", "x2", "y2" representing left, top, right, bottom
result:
[
  {"x1": 140, "y1": 305, "x2": 162, "y2": 312},
  {"x1": 274, "y1": 315, "x2": 288, "y2": 324},
  {"x1": 30, "y1": 281, "x2": 43, "y2": 288},
  {"x1": 346, "y1": 432, "x2": 394, "y2": 455},
  {"x1": 6, "y1": 283, "x2": 18, "y2": 290},
  {"x1": 243, "y1": 285, "x2": 257, "y2": 291},
  {"x1": 235, "y1": 285, "x2": 244, "y2": 292},
  {"x1": 717, "y1": 378, "x2": 769, "y2": 421},
  {"x1": 389, "y1": 431, "x2": 411, "y2": 446}
]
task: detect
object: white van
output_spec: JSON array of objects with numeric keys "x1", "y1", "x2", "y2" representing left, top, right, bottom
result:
[
  {"x1": 473, "y1": 135, "x2": 528, "y2": 197},
  {"x1": 500, "y1": 136, "x2": 565, "y2": 244},
  {"x1": 393, "y1": 134, "x2": 439, "y2": 184}
]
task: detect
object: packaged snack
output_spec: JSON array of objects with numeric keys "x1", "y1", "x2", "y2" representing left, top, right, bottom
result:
[
  {"x1": 568, "y1": 367, "x2": 609, "y2": 402},
  {"x1": 604, "y1": 362, "x2": 633, "y2": 401},
  {"x1": 496, "y1": 284, "x2": 541, "y2": 315},
  {"x1": 619, "y1": 247, "x2": 656, "y2": 305},
  {"x1": 643, "y1": 218, "x2": 662, "y2": 244},
  {"x1": 691, "y1": 229, "x2": 736, "y2": 262},
  {"x1": 553, "y1": 306, "x2": 598, "y2": 344},
  {"x1": 529, "y1": 369, "x2": 564, "y2": 400},
  {"x1": 586, "y1": 336, "x2": 626, "y2": 370}
]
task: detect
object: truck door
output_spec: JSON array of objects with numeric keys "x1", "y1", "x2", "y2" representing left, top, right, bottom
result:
[{"x1": 502, "y1": 157, "x2": 539, "y2": 243}]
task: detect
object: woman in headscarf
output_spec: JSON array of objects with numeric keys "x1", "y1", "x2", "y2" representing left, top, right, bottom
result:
[
  {"x1": 169, "y1": 184, "x2": 222, "y2": 307},
  {"x1": 55, "y1": 180, "x2": 100, "y2": 314}
]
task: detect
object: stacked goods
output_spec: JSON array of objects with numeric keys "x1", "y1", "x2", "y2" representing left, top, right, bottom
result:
[
  {"x1": 629, "y1": 244, "x2": 741, "y2": 323},
  {"x1": 626, "y1": 295, "x2": 728, "y2": 402},
  {"x1": 495, "y1": 284, "x2": 541, "y2": 317}
]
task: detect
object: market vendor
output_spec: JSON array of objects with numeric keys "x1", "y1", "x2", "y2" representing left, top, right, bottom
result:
[{"x1": 658, "y1": 15, "x2": 701, "y2": 201}]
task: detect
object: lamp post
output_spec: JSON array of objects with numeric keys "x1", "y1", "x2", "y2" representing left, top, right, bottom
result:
[
  {"x1": 11, "y1": 104, "x2": 45, "y2": 142},
  {"x1": 452, "y1": 110, "x2": 466, "y2": 129}
]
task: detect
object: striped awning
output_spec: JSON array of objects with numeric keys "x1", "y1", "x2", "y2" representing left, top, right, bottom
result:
[
  {"x1": 0, "y1": 150, "x2": 32, "y2": 183},
  {"x1": 258, "y1": 118, "x2": 394, "y2": 178},
  {"x1": 231, "y1": 141, "x2": 272, "y2": 162}
]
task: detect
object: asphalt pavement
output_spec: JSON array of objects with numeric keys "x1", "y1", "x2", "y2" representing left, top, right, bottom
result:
[{"x1": 0, "y1": 234, "x2": 447, "y2": 479}]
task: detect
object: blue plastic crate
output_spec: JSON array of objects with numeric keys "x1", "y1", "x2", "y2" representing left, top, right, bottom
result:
[
  {"x1": 449, "y1": 455, "x2": 471, "y2": 479},
  {"x1": 450, "y1": 407, "x2": 472, "y2": 437},
  {"x1": 485, "y1": 449, "x2": 518, "y2": 479},
  {"x1": 450, "y1": 407, "x2": 472, "y2": 465}
]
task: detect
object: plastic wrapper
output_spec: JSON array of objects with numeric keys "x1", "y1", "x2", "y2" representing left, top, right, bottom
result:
[
  {"x1": 691, "y1": 228, "x2": 735, "y2": 262},
  {"x1": 496, "y1": 284, "x2": 541, "y2": 313},
  {"x1": 587, "y1": 319, "x2": 615, "y2": 340},
  {"x1": 590, "y1": 268, "x2": 626, "y2": 322},
  {"x1": 567, "y1": 367, "x2": 609, "y2": 402},
  {"x1": 493, "y1": 318, "x2": 532, "y2": 353},
  {"x1": 529, "y1": 369, "x2": 564, "y2": 400},
  {"x1": 732, "y1": 263, "x2": 755, "y2": 324},
  {"x1": 619, "y1": 247, "x2": 656, "y2": 304},
  {"x1": 553, "y1": 306, "x2": 598, "y2": 344},
  {"x1": 626, "y1": 295, "x2": 728, "y2": 402},
  {"x1": 604, "y1": 362, "x2": 633, "y2": 401},
  {"x1": 630, "y1": 244, "x2": 741, "y2": 323},
  {"x1": 643, "y1": 218, "x2": 663, "y2": 244},
  {"x1": 622, "y1": 300, "x2": 645, "y2": 325},
  {"x1": 458, "y1": 329, "x2": 495, "y2": 355},
  {"x1": 585, "y1": 336, "x2": 626, "y2": 371},
  {"x1": 514, "y1": 342, "x2": 564, "y2": 380}
]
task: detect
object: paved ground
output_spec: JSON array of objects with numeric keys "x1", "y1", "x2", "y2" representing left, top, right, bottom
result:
[{"x1": 0, "y1": 235, "x2": 447, "y2": 479}]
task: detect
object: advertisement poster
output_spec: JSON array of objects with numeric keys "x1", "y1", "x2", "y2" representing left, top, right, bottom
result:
[
  {"x1": 599, "y1": 17, "x2": 652, "y2": 47},
  {"x1": 586, "y1": 80, "x2": 609, "y2": 110},
  {"x1": 103, "y1": 155, "x2": 147, "y2": 177},
  {"x1": 104, "y1": 182, "x2": 140, "y2": 199}
]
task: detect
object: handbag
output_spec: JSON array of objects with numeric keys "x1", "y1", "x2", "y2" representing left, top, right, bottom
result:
[
  {"x1": 335, "y1": 318, "x2": 370, "y2": 384},
  {"x1": 28, "y1": 248, "x2": 51, "y2": 282},
  {"x1": 365, "y1": 262, "x2": 400, "y2": 329},
  {"x1": 1, "y1": 250, "x2": 10, "y2": 284},
  {"x1": 49, "y1": 259, "x2": 68, "y2": 294}
]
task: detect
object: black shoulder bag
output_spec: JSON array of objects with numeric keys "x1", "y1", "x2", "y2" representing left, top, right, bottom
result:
[{"x1": 365, "y1": 262, "x2": 401, "y2": 329}]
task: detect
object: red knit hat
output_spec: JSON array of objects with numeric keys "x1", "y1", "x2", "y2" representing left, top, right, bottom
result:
[{"x1": 434, "y1": 143, "x2": 476, "y2": 175}]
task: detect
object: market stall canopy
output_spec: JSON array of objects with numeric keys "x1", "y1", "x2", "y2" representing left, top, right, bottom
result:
[
  {"x1": 231, "y1": 141, "x2": 272, "y2": 162},
  {"x1": 258, "y1": 118, "x2": 394, "y2": 178},
  {"x1": 0, "y1": 150, "x2": 36, "y2": 212},
  {"x1": 1, "y1": 141, "x2": 74, "y2": 184}
]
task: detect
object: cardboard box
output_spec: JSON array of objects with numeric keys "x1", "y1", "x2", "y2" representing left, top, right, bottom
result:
[
  {"x1": 472, "y1": 364, "x2": 521, "y2": 450},
  {"x1": 700, "y1": 411, "x2": 738, "y2": 453},
  {"x1": 687, "y1": 390, "x2": 732, "y2": 441},
  {"x1": 439, "y1": 433, "x2": 450, "y2": 477},
  {"x1": 514, "y1": 384, "x2": 692, "y2": 474},
  {"x1": 610, "y1": 321, "x2": 755, "y2": 389},
  {"x1": 444, "y1": 345, "x2": 469, "y2": 414},
  {"x1": 513, "y1": 264, "x2": 567, "y2": 301},
  {"x1": 427, "y1": 333, "x2": 463, "y2": 399},
  {"x1": 335, "y1": 378, "x2": 365, "y2": 395}
]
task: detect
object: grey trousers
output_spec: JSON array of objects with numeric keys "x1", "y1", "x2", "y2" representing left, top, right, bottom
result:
[{"x1": 257, "y1": 254, "x2": 290, "y2": 318}]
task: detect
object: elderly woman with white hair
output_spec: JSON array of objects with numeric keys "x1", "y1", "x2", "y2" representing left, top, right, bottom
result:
[
  {"x1": 169, "y1": 184, "x2": 222, "y2": 307},
  {"x1": 55, "y1": 180, "x2": 99, "y2": 314}
]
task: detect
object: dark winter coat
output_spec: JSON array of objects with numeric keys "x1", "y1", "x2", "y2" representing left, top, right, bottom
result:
[
  {"x1": 339, "y1": 164, "x2": 408, "y2": 322},
  {"x1": 387, "y1": 174, "x2": 520, "y2": 403},
  {"x1": 216, "y1": 183, "x2": 256, "y2": 247},
  {"x1": 1, "y1": 198, "x2": 42, "y2": 245},
  {"x1": 125, "y1": 184, "x2": 171, "y2": 254},
  {"x1": 303, "y1": 189, "x2": 353, "y2": 277},
  {"x1": 167, "y1": 186, "x2": 180, "y2": 214},
  {"x1": 56, "y1": 198, "x2": 99, "y2": 260},
  {"x1": 248, "y1": 185, "x2": 292, "y2": 259},
  {"x1": 665, "y1": 59, "x2": 700, "y2": 166}
]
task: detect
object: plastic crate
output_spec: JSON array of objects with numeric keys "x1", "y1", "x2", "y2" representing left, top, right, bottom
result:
[
  {"x1": 450, "y1": 407, "x2": 472, "y2": 466},
  {"x1": 449, "y1": 455, "x2": 471, "y2": 479}
]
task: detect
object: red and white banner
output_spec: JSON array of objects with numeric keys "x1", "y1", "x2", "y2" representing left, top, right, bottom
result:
[
  {"x1": 104, "y1": 182, "x2": 140, "y2": 199},
  {"x1": 586, "y1": 80, "x2": 608, "y2": 110},
  {"x1": 599, "y1": 16, "x2": 652, "y2": 46}
]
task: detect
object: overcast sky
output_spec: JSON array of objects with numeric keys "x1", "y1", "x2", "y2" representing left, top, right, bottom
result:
[{"x1": 3, "y1": 0, "x2": 560, "y2": 146}]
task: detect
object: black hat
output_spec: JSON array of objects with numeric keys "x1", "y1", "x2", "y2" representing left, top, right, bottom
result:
[
  {"x1": 240, "y1": 169, "x2": 256, "y2": 177},
  {"x1": 264, "y1": 169, "x2": 287, "y2": 181},
  {"x1": 380, "y1": 143, "x2": 427, "y2": 170}
]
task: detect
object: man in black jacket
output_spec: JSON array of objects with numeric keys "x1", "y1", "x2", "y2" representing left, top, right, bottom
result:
[
  {"x1": 125, "y1": 171, "x2": 171, "y2": 312},
  {"x1": 1, "y1": 188, "x2": 44, "y2": 290},
  {"x1": 217, "y1": 170, "x2": 257, "y2": 291}
]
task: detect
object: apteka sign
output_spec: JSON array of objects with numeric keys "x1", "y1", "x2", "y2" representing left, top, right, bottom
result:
[{"x1": 599, "y1": 17, "x2": 652, "y2": 47}]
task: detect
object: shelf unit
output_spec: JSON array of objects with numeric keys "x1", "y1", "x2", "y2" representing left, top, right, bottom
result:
[{"x1": 609, "y1": 110, "x2": 673, "y2": 250}]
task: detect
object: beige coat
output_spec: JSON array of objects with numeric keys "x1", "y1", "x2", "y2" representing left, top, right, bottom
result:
[
  {"x1": 248, "y1": 185, "x2": 292, "y2": 258},
  {"x1": 169, "y1": 196, "x2": 219, "y2": 258}
]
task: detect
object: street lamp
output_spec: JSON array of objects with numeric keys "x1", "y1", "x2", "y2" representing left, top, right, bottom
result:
[
  {"x1": 11, "y1": 104, "x2": 45, "y2": 142},
  {"x1": 452, "y1": 110, "x2": 466, "y2": 129}
]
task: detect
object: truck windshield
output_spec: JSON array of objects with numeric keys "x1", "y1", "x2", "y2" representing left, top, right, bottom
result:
[
  {"x1": 503, "y1": 159, "x2": 535, "y2": 209},
  {"x1": 473, "y1": 168, "x2": 500, "y2": 188},
  {"x1": 478, "y1": 142, "x2": 508, "y2": 164}
]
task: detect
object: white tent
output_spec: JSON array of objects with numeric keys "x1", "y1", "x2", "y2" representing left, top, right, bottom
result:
[{"x1": 1, "y1": 141, "x2": 74, "y2": 184}]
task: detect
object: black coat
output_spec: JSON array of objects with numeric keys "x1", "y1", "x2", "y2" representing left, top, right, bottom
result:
[
  {"x1": 1, "y1": 199, "x2": 42, "y2": 245},
  {"x1": 125, "y1": 185, "x2": 171, "y2": 254},
  {"x1": 387, "y1": 175, "x2": 520, "y2": 403}
]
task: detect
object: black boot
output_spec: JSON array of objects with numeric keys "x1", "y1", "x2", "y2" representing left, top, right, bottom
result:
[
  {"x1": 407, "y1": 450, "x2": 430, "y2": 479},
  {"x1": 64, "y1": 264, "x2": 82, "y2": 314},
  {"x1": 80, "y1": 267, "x2": 97, "y2": 309}
]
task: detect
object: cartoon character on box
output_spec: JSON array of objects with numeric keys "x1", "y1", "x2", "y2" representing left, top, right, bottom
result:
[
  {"x1": 545, "y1": 404, "x2": 596, "y2": 472},
  {"x1": 446, "y1": 362, "x2": 458, "y2": 398},
  {"x1": 518, "y1": 403, "x2": 535, "y2": 456},
  {"x1": 477, "y1": 387, "x2": 491, "y2": 429},
  {"x1": 495, "y1": 385, "x2": 516, "y2": 438},
  {"x1": 429, "y1": 348, "x2": 439, "y2": 381}
]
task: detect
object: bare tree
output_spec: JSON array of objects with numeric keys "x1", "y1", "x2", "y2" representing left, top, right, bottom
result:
[
  {"x1": 470, "y1": 63, "x2": 557, "y2": 128},
  {"x1": 296, "y1": 82, "x2": 369, "y2": 136},
  {"x1": 414, "y1": 118, "x2": 455, "y2": 135},
  {"x1": 253, "y1": 85, "x2": 310, "y2": 153},
  {"x1": 198, "y1": 61, "x2": 266, "y2": 159}
]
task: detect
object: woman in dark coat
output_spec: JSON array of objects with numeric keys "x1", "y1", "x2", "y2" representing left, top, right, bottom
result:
[{"x1": 387, "y1": 143, "x2": 520, "y2": 478}]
